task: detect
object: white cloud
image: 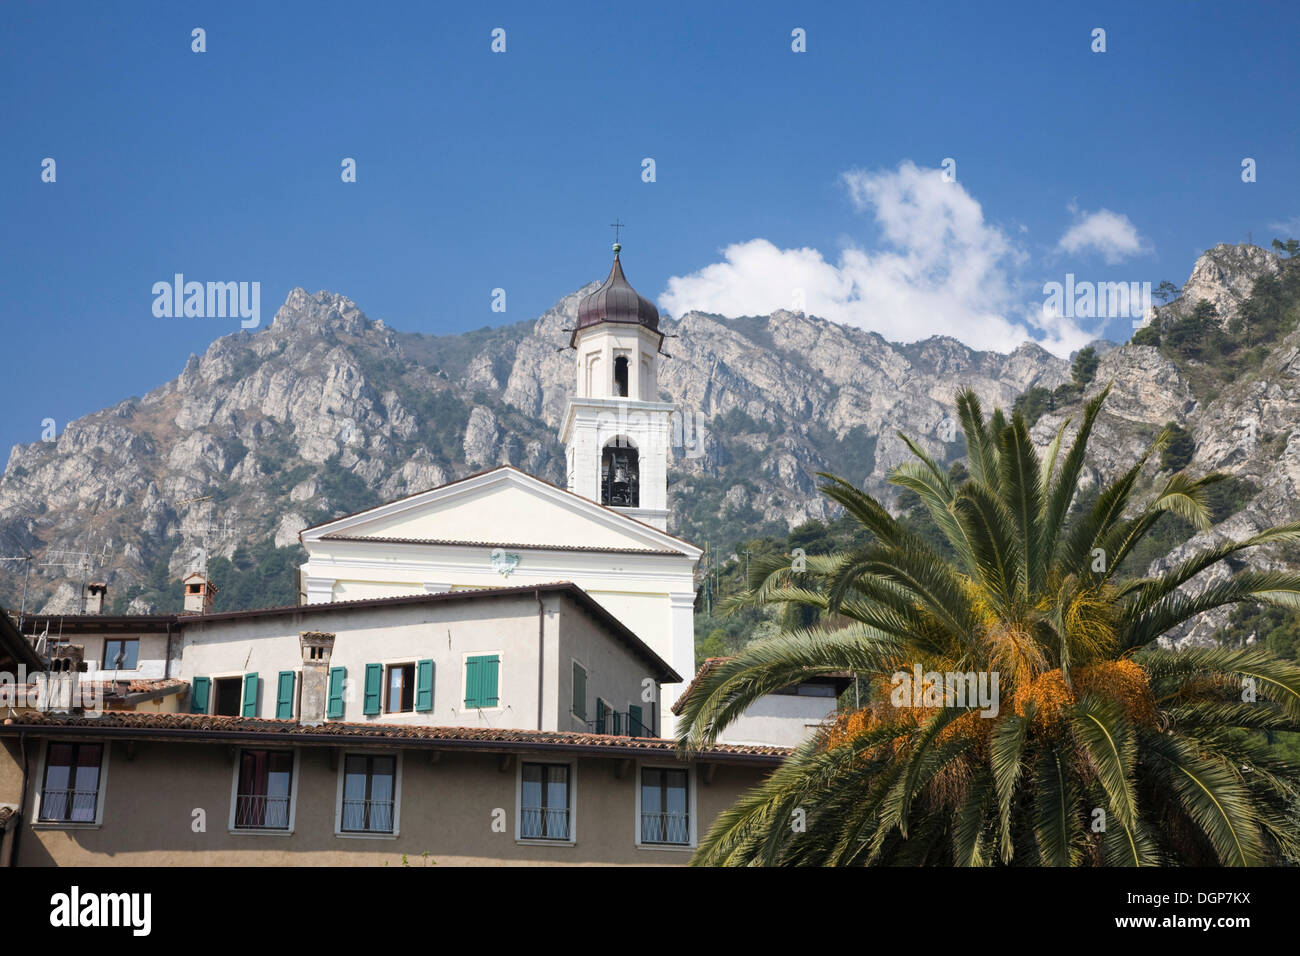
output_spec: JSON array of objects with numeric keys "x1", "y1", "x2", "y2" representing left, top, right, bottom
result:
[
  {"x1": 659, "y1": 161, "x2": 1096, "y2": 357},
  {"x1": 1056, "y1": 207, "x2": 1147, "y2": 264},
  {"x1": 1266, "y1": 215, "x2": 1300, "y2": 240}
]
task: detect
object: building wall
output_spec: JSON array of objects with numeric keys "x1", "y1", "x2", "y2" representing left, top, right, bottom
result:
[
  {"x1": 1, "y1": 737, "x2": 770, "y2": 866},
  {"x1": 300, "y1": 539, "x2": 695, "y2": 734},
  {"x1": 177, "y1": 593, "x2": 656, "y2": 733},
  {"x1": 557, "y1": 601, "x2": 659, "y2": 735},
  {"x1": 717, "y1": 693, "x2": 838, "y2": 748},
  {"x1": 82, "y1": 631, "x2": 170, "y2": 682}
]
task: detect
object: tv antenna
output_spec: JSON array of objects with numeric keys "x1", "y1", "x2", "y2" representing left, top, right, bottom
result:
[
  {"x1": 41, "y1": 543, "x2": 111, "y2": 615},
  {"x1": 0, "y1": 552, "x2": 35, "y2": 631},
  {"x1": 177, "y1": 502, "x2": 233, "y2": 577}
]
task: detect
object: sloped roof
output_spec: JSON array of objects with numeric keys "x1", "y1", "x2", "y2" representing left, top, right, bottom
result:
[{"x1": 0, "y1": 710, "x2": 790, "y2": 764}]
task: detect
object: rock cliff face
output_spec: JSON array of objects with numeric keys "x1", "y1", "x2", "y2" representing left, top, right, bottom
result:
[{"x1": 1, "y1": 244, "x2": 1295, "y2": 634}]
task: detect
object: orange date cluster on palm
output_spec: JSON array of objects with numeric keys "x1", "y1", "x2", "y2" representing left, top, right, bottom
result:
[
  {"x1": 1011, "y1": 658, "x2": 1158, "y2": 732},
  {"x1": 821, "y1": 658, "x2": 1157, "y2": 755}
]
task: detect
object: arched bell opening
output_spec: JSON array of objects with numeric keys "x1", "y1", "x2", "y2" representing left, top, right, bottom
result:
[{"x1": 600, "y1": 438, "x2": 639, "y2": 507}]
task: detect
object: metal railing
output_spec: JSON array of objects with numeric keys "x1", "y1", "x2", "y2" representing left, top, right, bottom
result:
[
  {"x1": 234, "y1": 793, "x2": 291, "y2": 829},
  {"x1": 341, "y1": 798, "x2": 394, "y2": 833},
  {"x1": 591, "y1": 710, "x2": 653, "y2": 737},
  {"x1": 39, "y1": 788, "x2": 98, "y2": 822},
  {"x1": 640, "y1": 811, "x2": 690, "y2": 846},
  {"x1": 520, "y1": 806, "x2": 569, "y2": 840}
]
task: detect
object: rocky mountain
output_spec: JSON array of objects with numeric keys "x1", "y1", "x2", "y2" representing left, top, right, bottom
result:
[{"x1": 1, "y1": 243, "x2": 1296, "y2": 636}]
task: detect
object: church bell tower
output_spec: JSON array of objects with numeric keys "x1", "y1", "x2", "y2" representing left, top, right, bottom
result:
[{"x1": 560, "y1": 243, "x2": 673, "y2": 530}]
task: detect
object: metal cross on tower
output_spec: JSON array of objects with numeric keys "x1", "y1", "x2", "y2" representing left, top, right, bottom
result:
[{"x1": 609, "y1": 218, "x2": 625, "y2": 245}]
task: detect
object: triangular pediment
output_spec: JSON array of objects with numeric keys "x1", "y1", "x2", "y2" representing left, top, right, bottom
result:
[{"x1": 300, "y1": 466, "x2": 700, "y2": 557}]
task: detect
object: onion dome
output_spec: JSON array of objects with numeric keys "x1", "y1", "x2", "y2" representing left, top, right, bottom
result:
[{"x1": 573, "y1": 244, "x2": 660, "y2": 345}]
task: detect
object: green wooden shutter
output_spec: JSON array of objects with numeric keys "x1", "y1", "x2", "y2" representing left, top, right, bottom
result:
[
  {"x1": 595, "y1": 697, "x2": 605, "y2": 733},
  {"x1": 572, "y1": 663, "x2": 586, "y2": 719},
  {"x1": 416, "y1": 659, "x2": 435, "y2": 712},
  {"x1": 190, "y1": 676, "x2": 210, "y2": 714},
  {"x1": 363, "y1": 663, "x2": 383, "y2": 715},
  {"x1": 241, "y1": 673, "x2": 259, "y2": 717},
  {"x1": 629, "y1": 704, "x2": 643, "y2": 737},
  {"x1": 612, "y1": 709, "x2": 622, "y2": 735},
  {"x1": 275, "y1": 671, "x2": 296, "y2": 719},
  {"x1": 327, "y1": 666, "x2": 346, "y2": 719},
  {"x1": 465, "y1": 655, "x2": 499, "y2": 708},
  {"x1": 464, "y1": 657, "x2": 480, "y2": 707},
  {"x1": 483, "y1": 655, "x2": 499, "y2": 706}
]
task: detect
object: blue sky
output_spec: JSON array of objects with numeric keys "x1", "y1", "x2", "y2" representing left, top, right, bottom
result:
[{"x1": 2, "y1": 1, "x2": 1298, "y2": 462}]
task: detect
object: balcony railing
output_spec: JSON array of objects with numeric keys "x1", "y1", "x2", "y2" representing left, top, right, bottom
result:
[
  {"x1": 234, "y1": 793, "x2": 291, "y2": 829},
  {"x1": 591, "y1": 710, "x2": 654, "y2": 737},
  {"x1": 520, "y1": 806, "x2": 569, "y2": 840},
  {"x1": 640, "y1": 810, "x2": 690, "y2": 846},
  {"x1": 39, "y1": 788, "x2": 99, "y2": 822},
  {"x1": 341, "y1": 798, "x2": 395, "y2": 834}
]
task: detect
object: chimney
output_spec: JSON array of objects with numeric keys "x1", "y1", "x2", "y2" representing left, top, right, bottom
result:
[
  {"x1": 84, "y1": 582, "x2": 108, "y2": 615},
  {"x1": 298, "y1": 631, "x2": 336, "y2": 726},
  {"x1": 41, "y1": 643, "x2": 87, "y2": 713},
  {"x1": 181, "y1": 572, "x2": 217, "y2": 614}
]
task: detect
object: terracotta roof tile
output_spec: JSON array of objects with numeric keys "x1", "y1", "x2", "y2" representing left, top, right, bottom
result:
[{"x1": 0, "y1": 710, "x2": 789, "y2": 762}]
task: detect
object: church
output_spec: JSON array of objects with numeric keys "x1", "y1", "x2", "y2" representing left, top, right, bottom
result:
[
  {"x1": 297, "y1": 243, "x2": 699, "y2": 735},
  {"x1": 0, "y1": 247, "x2": 844, "y2": 866}
]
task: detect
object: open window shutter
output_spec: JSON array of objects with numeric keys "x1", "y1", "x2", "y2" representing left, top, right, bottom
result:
[
  {"x1": 416, "y1": 659, "x2": 435, "y2": 712},
  {"x1": 629, "y1": 704, "x2": 643, "y2": 737},
  {"x1": 464, "y1": 657, "x2": 480, "y2": 707},
  {"x1": 363, "y1": 663, "x2": 383, "y2": 715},
  {"x1": 483, "y1": 655, "x2": 499, "y2": 706},
  {"x1": 190, "y1": 676, "x2": 210, "y2": 714},
  {"x1": 595, "y1": 697, "x2": 605, "y2": 733},
  {"x1": 241, "y1": 673, "x2": 258, "y2": 717},
  {"x1": 327, "y1": 666, "x2": 346, "y2": 719},
  {"x1": 276, "y1": 671, "x2": 296, "y2": 719},
  {"x1": 612, "y1": 709, "x2": 622, "y2": 735}
]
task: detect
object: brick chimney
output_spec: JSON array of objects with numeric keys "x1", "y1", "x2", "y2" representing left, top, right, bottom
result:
[
  {"x1": 298, "y1": 631, "x2": 336, "y2": 726},
  {"x1": 84, "y1": 582, "x2": 108, "y2": 615},
  {"x1": 181, "y1": 572, "x2": 217, "y2": 614}
]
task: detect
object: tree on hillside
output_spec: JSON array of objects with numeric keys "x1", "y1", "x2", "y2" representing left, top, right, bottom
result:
[{"x1": 676, "y1": 388, "x2": 1300, "y2": 866}]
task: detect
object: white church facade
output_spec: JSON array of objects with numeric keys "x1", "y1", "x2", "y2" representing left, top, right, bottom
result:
[{"x1": 296, "y1": 246, "x2": 700, "y2": 734}]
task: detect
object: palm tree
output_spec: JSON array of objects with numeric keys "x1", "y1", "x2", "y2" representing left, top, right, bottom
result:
[{"x1": 676, "y1": 387, "x2": 1300, "y2": 866}]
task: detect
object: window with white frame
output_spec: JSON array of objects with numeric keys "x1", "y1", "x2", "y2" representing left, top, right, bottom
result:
[
  {"x1": 233, "y1": 749, "x2": 294, "y2": 830},
  {"x1": 339, "y1": 754, "x2": 397, "y2": 835},
  {"x1": 520, "y1": 762, "x2": 570, "y2": 841},
  {"x1": 103, "y1": 638, "x2": 139, "y2": 670},
  {"x1": 38, "y1": 742, "x2": 105, "y2": 824},
  {"x1": 639, "y1": 767, "x2": 691, "y2": 846}
]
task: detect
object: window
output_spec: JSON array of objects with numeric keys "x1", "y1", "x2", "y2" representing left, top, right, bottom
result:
[
  {"x1": 520, "y1": 763, "x2": 570, "y2": 841},
  {"x1": 387, "y1": 663, "x2": 414, "y2": 713},
  {"x1": 464, "y1": 655, "x2": 500, "y2": 709},
  {"x1": 340, "y1": 755, "x2": 397, "y2": 834},
  {"x1": 571, "y1": 662, "x2": 587, "y2": 720},
  {"x1": 640, "y1": 768, "x2": 690, "y2": 846},
  {"x1": 103, "y1": 639, "x2": 139, "y2": 670},
  {"x1": 234, "y1": 749, "x2": 294, "y2": 830},
  {"x1": 213, "y1": 677, "x2": 243, "y2": 716},
  {"x1": 39, "y1": 743, "x2": 104, "y2": 823},
  {"x1": 613, "y1": 355, "x2": 629, "y2": 397}
]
